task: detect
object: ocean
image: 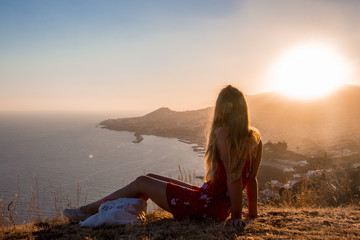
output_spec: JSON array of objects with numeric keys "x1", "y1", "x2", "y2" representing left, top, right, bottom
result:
[{"x1": 0, "y1": 112, "x2": 204, "y2": 224}]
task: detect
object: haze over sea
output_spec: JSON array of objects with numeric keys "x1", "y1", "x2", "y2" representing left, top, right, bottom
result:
[{"x1": 0, "y1": 112, "x2": 204, "y2": 223}]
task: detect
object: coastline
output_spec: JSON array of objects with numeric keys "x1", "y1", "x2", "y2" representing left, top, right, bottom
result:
[
  {"x1": 98, "y1": 107, "x2": 211, "y2": 154},
  {"x1": 132, "y1": 132, "x2": 144, "y2": 143},
  {"x1": 132, "y1": 131, "x2": 206, "y2": 155}
]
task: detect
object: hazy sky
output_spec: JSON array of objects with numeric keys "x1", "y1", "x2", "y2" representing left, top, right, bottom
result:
[{"x1": 1, "y1": 0, "x2": 359, "y2": 113}]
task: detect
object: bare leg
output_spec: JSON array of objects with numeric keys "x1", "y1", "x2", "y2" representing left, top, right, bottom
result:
[
  {"x1": 146, "y1": 173, "x2": 195, "y2": 189},
  {"x1": 80, "y1": 175, "x2": 171, "y2": 215}
]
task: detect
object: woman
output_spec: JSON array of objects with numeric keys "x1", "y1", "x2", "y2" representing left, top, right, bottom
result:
[{"x1": 64, "y1": 85, "x2": 262, "y2": 227}]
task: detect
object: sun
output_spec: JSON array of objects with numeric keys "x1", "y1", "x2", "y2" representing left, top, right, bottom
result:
[{"x1": 269, "y1": 43, "x2": 350, "y2": 100}]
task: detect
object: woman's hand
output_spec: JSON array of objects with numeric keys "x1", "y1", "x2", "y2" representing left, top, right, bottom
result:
[
  {"x1": 226, "y1": 218, "x2": 246, "y2": 227},
  {"x1": 244, "y1": 212, "x2": 264, "y2": 218},
  {"x1": 244, "y1": 212, "x2": 257, "y2": 218}
]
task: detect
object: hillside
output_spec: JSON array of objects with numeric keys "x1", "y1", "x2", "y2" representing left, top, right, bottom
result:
[
  {"x1": 100, "y1": 84, "x2": 360, "y2": 153},
  {"x1": 247, "y1": 84, "x2": 360, "y2": 153},
  {"x1": 99, "y1": 107, "x2": 213, "y2": 148}
]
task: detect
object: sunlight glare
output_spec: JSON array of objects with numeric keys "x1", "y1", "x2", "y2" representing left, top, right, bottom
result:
[{"x1": 269, "y1": 43, "x2": 350, "y2": 100}]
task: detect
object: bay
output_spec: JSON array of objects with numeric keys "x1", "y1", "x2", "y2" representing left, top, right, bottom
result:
[{"x1": 0, "y1": 112, "x2": 204, "y2": 223}]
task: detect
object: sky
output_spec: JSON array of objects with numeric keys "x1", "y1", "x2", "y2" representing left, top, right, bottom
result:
[{"x1": 1, "y1": 0, "x2": 360, "y2": 114}]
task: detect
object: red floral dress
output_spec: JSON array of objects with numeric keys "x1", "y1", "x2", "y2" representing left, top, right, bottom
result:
[{"x1": 166, "y1": 150, "x2": 254, "y2": 220}]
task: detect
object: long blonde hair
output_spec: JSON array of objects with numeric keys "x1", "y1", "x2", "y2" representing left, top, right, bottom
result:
[{"x1": 204, "y1": 85, "x2": 260, "y2": 182}]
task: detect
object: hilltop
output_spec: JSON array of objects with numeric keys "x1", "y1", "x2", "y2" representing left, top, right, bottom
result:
[{"x1": 1, "y1": 205, "x2": 359, "y2": 239}]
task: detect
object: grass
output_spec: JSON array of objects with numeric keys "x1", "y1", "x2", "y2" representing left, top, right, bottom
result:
[
  {"x1": 0, "y1": 174, "x2": 88, "y2": 228},
  {"x1": 1, "y1": 204, "x2": 359, "y2": 239}
]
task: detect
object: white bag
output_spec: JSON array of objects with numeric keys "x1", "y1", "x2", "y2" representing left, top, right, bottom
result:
[{"x1": 80, "y1": 198, "x2": 147, "y2": 227}]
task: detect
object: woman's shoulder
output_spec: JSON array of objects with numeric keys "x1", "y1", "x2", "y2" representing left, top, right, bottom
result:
[
  {"x1": 248, "y1": 127, "x2": 262, "y2": 153},
  {"x1": 249, "y1": 127, "x2": 261, "y2": 144},
  {"x1": 215, "y1": 126, "x2": 261, "y2": 145}
]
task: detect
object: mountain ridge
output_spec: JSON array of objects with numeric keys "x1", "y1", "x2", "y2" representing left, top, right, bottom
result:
[{"x1": 99, "y1": 84, "x2": 360, "y2": 153}]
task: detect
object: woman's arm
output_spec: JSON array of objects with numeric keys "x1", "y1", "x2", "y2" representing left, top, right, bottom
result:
[
  {"x1": 246, "y1": 140, "x2": 262, "y2": 218},
  {"x1": 215, "y1": 127, "x2": 244, "y2": 224},
  {"x1": 246, "y1": 176, "x2": 258, "y2": 217},
  {"x1": 227, "y1": 175, "x2": 243, "y2": 219}
]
